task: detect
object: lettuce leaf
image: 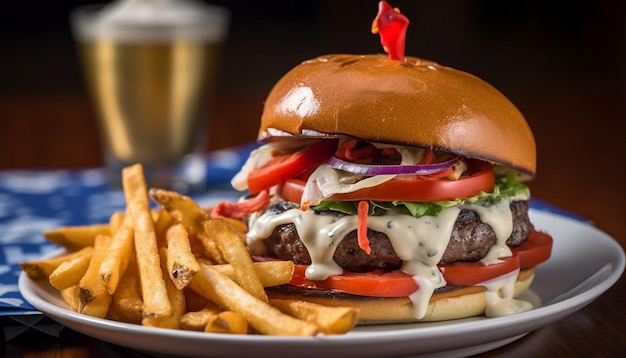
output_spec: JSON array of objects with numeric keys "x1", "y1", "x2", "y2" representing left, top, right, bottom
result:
[{"x1": 312, "y1": 173, "x2": 529, "y2": 218}]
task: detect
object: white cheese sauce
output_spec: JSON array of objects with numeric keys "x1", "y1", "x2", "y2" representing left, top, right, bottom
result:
[
  {"x1": 461, "y1": 200, "x2": 514, "y2": 264},
  {"x1": 481, "y1": 269, "x2": 533, "y2": 317},
  {"x1": 247, "y1": 199, "x2": 533, "y2": 319}
]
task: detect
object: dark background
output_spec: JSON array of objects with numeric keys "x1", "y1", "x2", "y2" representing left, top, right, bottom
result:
[
  {"x1": 1, "y1": 0, "x2": 623, "y2": 98},
  {"x1": 0, "y1": 0, "x2": 624, "y2": 177},
  {"x1": 1, "y1": 4, "x2": 625, "y2": 354}
]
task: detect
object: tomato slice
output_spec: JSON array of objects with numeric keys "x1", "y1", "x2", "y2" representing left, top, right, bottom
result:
[
  {"x1": 277, "y1": 160, "x2": 494, "y2": 203},
  {"x1": 288, "y1": 252, "x2": 523, "y2": 297},
  {"x1": 439, "y1": 253, "x2": 520, "y2": 286},
  {"x1": 331, "y1": 160, "x2": 494, "y2": 202},
  {"x1": 289, "y1": 265, "x2": 419, "y2": 297},
  {"x1": 512, "y1": 229, "x2": 553, "y2": 269},
  {"x1": 247, "y1": 140, "x2": 338, "y2": 194}
]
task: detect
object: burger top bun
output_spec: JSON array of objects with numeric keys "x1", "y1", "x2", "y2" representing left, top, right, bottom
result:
[{"x1": 259, "y1": 54, "x2": 536, "y2": 177}]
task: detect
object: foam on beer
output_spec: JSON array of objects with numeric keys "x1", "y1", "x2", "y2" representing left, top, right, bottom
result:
[{"x1": 72, "y1": 0, "x2": 229, "y2": 43}]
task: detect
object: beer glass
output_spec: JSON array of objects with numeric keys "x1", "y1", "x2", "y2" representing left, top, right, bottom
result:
[{"x1": 70, "y1": 0, "x2": 229, "y2": 192}]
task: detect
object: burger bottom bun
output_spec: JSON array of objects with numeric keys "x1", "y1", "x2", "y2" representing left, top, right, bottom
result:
[{"x1": 266, "y1": 268, "x2": 536, "y2": 324}]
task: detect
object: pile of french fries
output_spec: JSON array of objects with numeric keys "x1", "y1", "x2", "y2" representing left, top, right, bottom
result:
[{"x1": 21, "y1": 164, "x2": 358, "y2": 336}]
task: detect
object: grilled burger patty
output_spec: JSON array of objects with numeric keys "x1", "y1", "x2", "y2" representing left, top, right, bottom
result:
[{"x1": 260, "y1": 200, "x2": 532, "y2": 272}]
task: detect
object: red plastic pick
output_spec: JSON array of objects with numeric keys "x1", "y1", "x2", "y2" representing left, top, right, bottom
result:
[{"x1": 372, "y1": 1, "x2": 410, "y2": 61}]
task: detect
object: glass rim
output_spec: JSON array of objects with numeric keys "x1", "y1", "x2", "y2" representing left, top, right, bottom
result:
[{"x1": 69, "y1": 2, "x2": 230, "y2": 43}]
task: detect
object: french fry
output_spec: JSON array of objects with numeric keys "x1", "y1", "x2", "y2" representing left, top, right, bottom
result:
[
  {"x1": 189, "y1": 235, "x2": 209, "y2": 262},
  {"x1": 180, "y1": 309, "x2": 216, "y2": 331},
  {"x1": 99, "y1": 213, "x2": 134, "y2": 294},
  {"x1": 107, "y1": 302, "x2": 137, "y2": 324},
  {"x1": 209, "y1": 261, "x2": 294, "y2": 288},
  {"x1": 165, "y1": 223, "x2": 200, "y2": 290},
  {"x1": 20, "y1": 249, "x2": 94, "y2": 280},
  {"x1": 123, "y1": 164, "x2": 171, "y2": 318},
  {"x1": 149, "y1": 189, "x2": 225, "y2": 264},
  {"x1": 148, "y1": 189, "x2": 206, "y2": 235},
  {"x1": 111, "y1": 256, "x2": 143, "y2": 324},
  {"x1": 48, "y1": 246, "x2": 94, "y2": 290},
  {"x1": 60, "y1": 285, "x2": 80, "y2": 312},
  {"x1": 179, "y1": 302, "x2": 222, "y2": 331},
  {"x1": 154, "y1": 209, "x2": 175, "y2": 248},
  {"x1": 42, "y1": 224, "x2": 109, "y2": 249},
  {"x1": 205, "y1": 218, "x2": 268, "y2": 302},
  {"x1": 270, "y1": 299, "x2": 359, "y2": 335},
  {"x1": 220, "y1": 217, "x2": 248, "y2": 243},
  {"x1": 204, "y1": 311, "x2": 248, "y2": 334},
  {"x1": 184, "y1": 287, "x2": 210, "y2": 312},
  {"x1": 142, "y1": 248, "x2": 186, "y2": 329},
  {"x1": 109, "y1": 211, "x2": 125, "y2": 234},
  {"x1": 78, "y1": 234, "x2": 112, "y2": 318},
  {"x1": 195, "y1": 231, "x2": 227, "y2": 266},
  {"x1": 189, "y1": 265, "x2": 319, "y2": 336}
]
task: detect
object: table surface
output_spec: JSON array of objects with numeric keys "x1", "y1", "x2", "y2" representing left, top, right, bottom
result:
[{"x1": 1, "y1": 81, "x2": 624, "y2": 357}]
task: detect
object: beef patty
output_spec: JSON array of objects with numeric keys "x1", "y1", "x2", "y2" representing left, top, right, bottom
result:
[{"x1": 260, "y1": 200, "x2": 532, "y2": 272}]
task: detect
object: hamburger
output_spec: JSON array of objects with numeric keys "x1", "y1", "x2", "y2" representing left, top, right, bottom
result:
[{"x1": 212, "y1": 5, "x2": 552, "y2": 324}]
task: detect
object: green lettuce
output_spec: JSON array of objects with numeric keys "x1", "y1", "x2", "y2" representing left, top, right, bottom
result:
[{"x1": 313, "y1": 173, "x2": 529, "y2": 218}]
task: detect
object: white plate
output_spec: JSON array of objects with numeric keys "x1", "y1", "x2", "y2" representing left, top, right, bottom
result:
[{"x1": 19, "y1": 209, "x2": 625, "y2": 358}]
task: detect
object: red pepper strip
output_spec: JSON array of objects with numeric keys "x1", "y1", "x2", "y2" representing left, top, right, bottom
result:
[
  {"x1": 419, "y1": 150, "x2": 435, "y2": 164},
  {"x1": 335, "y1": 139, "x2": 357, "y2": 159},
  {"x1": 357, "y1": 200, "x2": 371, "y2": 255},
  {"x1": 381, "y1": 147, "x2": 397, "y2": 157},
  {"x1": 335, "y1": 139, "x2": 379, "y2": 161},
  {"x1": 211, "y1": 191, "x2": 270, "y2": 219},
  {"x1": 372, "y1": 1, "x2": 410, "y2": 61}
]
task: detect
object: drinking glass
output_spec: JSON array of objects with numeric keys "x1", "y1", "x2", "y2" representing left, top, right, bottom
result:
[{"x1": 70, "y1": 0, "x2": 229, "y2": 192}]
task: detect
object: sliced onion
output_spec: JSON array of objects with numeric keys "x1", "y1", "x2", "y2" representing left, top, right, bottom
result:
[{"x1": 327, "y1": 155, "x2": 462, "y2": 176}]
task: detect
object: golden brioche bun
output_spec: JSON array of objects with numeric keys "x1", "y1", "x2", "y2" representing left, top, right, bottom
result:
[
  {"x1": 266, "y1": 268, "x2": 536, "y2": 324},
  {"x1": 259, "y1": 54, "x2": 536, "y2": 176}
]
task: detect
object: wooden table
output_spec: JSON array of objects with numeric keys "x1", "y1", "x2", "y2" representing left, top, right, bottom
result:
[{"x1": 1, "y1": 82, "x2": 624, "y2": 357}]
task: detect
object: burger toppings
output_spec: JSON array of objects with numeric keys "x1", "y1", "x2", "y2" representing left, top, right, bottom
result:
[
  {"x1": 223, "y1": 134, "x2": 549, "y2": 320},
  {"x1": 258, "y1": 200, "x2": 532, "y2": 271},
  {"x1": 247, "y1": 173, "x2": 524, "y2": 277}
]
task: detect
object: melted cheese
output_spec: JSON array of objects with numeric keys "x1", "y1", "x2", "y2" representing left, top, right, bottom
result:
[
  {"x1": 481, "y1": 270, "x2": 533, "y2": 317},
  {"x1": 247, "y1": 199, "x2": 533, "y2": 319},
  {"x1": 461, "y1": 200, "x2": 514, "y2": 264}
]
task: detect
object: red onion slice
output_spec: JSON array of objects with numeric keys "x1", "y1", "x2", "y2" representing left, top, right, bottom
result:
[{"x1": 327, "y1": 155, "x2": 463, "y2": 176}]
